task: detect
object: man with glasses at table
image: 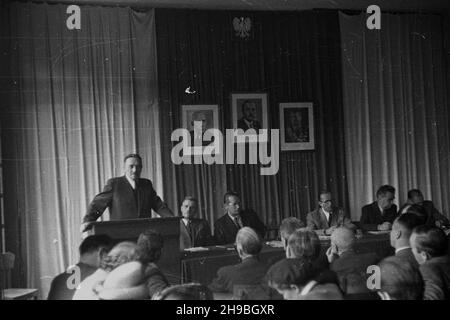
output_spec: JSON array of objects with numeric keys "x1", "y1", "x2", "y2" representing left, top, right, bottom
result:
[{"x1": 306, "y1": 191, "x2": 355, "y2": 236}]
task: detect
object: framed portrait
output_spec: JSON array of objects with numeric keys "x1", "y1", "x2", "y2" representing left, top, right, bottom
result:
[
  {"x1": 231, "y1": 93, "x2": 268, "y2": 141},
  {"x1": 181, "y1": 105, "x2": 219, "y2": 155},
  {"x1": 280, "y1": 102, "x2": 315, "y2": 151}
]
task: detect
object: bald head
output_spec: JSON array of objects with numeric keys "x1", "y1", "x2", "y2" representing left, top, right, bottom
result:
[
  {"x1": 331, "y1": 227, "x2": 356, "y2": 253},
  {"x1": 236, "y1": 227, "x2": 262, "y2": 258}
]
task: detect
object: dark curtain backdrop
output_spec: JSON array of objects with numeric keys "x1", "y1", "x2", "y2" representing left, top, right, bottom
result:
[
  {"x1": 156, "y1": 9, "x2": 348, "y2": 229},
  {"x1": 340, "y1": 12, "x2": 450, "y2": 220},
  {"x1": 0, "y1": 2, "x2": 160, "y2": 298}
]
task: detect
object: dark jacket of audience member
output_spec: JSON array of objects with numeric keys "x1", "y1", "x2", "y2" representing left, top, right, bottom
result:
[
  {"x1": 214, "y1": 209, "x2": 266, "y2": 245},
  {"x1": 411, "y1": 226, "x2": 450, "y2": 300},
  {"x1": 377, "y1": 256, "x2": 424, "y2": 300},
  {"x1": 47, "y1": 235, "x2": 112, "y2": 300},
  {"x1": 360, "y1": 202, "x2": 398, "y2": 231},
  {"x1": 208, "y1": 227, "x2": 268, "y2": 296}
]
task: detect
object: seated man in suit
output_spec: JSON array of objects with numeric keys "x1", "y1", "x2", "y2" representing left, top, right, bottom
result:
[
  {"x1": 306, "y1": 191, "x2": 355, "y2": 236},
  {"x1": 214, "y1": 191, "x2": 266, "y2": 245},
  {"x1": 279, "y1": 217, "x2": 305, "y2": 249},
  {"x1": 400, "y1": 189, "x2": 449, "y2": 228},
  {"x1": 326, "y1": 227, "x2": 379, "y2": 294},
  {"x1": 360, "y1": 185, "x2": 398, "y2": 231},
  {"x1": 179, "y1": 196, "x2": 212, "y2": 250},
  {"x1": 208, "y1": 227, "x2": 269, "y2": 295},
  {"x1": 47, "y1": 235, "x2": 112, "y2": 300},
  {"x1": 390, "y1": 213, "x2": 422, "y2": 268},
  {"x1": 82, "y1": 154, "x2": 173, "y2": 232},
  {"x1": 376, "y1": 256, "x2": 424, "y2": 300},
  {"x1": 410, "y1": 225, "x2": 450, "y2": 300},
  {"x1": 266, "y1": 258, "x2": 343, "y2": 300}
]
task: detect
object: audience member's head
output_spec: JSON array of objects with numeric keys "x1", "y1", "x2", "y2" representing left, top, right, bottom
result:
[
  {"x1": 330, "y1": 227, "x2": 355, "y2": 255},
  {"x1": 123, "y1": 153, "x2": 143, "y2": 181},
  {"x1": 410, "y1": 225, "x2": 448, "y2": 264},
  {"x1": 318, "y1": 191, "x2": 334, "y2": 213},
  {"x1": 180, "y1": 196, "x2": 199, "y2": 220},
  {"x1": 137, "y1": 229, "x2": 164, "y2": 265},
  {"x1": 377, "y1": 256, "x2": 424, "y2": 300},
  {"x1": 402, "y1": 204, "x2": 428, "y2": 226},
  {"x1": 390, "y1": 213, "x2": 421, "y2": 249},
  {"x1": 279, "y1": 217, "x2": 304, "y2": 248},
  {"x1": 78, "y1": 234, "x2": 113, "y2": 268},
  {"x1": 223, "y1": 191, "x2": 241, "y2": 217},
  {"x1": 286, "y1": 230, "x2": 321, "y2": 261},
  {"x1": 407, "y1": 189, "x2": 424, "y2": 206},
  {"x1": 235, "y1": 227, "x2": 262, "y2": 260},
  {"x1": 154, "y1": 283, "x2": 213, "y2": 300},
  {"x1": 266, "y1": 259, "x2": 319, "y2": 300},
  {"x1": 100, "y1": 241, "x2": 139, "y2": 272},
  {"x1": 376, "y1": 185, "x2": 396, "y2": 210}
]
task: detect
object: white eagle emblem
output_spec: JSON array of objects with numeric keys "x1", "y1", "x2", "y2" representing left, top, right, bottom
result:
[{"x1": 233, "y1": 17, "x2": 251, "y2": 38}]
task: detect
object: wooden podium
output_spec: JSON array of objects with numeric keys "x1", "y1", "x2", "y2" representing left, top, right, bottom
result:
[{"x1": 88, "y1": 217, "x2": 181, "y2": 284}]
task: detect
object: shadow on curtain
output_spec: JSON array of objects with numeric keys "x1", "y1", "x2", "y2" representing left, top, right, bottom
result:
[
  {"x1": 156, "y1": 10, "x2": 348, "y2": 230},
  {"x1": 0, "y1": 2, "x2": 159, "y2": 298},
  {"x1": 340, "y1": 12, "x2": 450, "y2": 220}
]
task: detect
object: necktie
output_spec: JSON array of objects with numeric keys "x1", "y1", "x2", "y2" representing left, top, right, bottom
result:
[
  {"x1": 234, "y1": 216, "x2": 243, "y2": 229},
  {"x1": 187, "y1": 220, "x2": 194, "y2": 245}
]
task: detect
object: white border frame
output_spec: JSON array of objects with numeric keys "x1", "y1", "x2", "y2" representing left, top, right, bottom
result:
[
  {"x1": 181, "y1": 104, "x2": 219, "y2": 155},
  {"x1": 280, "y1": 102, "x2": 315, "y2": 151}
]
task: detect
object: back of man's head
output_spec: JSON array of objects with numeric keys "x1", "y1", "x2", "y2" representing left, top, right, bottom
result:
[
  {"x1": 266, "y1": 258, "x2": 318, "y2": 290},
  {"x1": 236, "y1": 227, "x2": 262, "y2": 257},
  {"x1": 287, "y1": 230, "x2": 321, "y2": 261},
  {"x1": 411, "y1": 225, "x2": 448, "y2": 258},
  {"x1": 378, "y1": 256, "x2": 423, "y2": 300},
  {"x1": 280, "y1": 217, "x2": 304, "y2": 242},
  {"x1": 331, "y1": 227, "x2": 355, "y2": 253},
  {"x1": 137, "y1": 229, "x2": 164, "y2": 264},
  {"x1": 393, "y1": 213, "x2": 421, "y2": 240},
  {"x1": 79, "y1": 234, "x2": 112, "y2": 257},
  {"x1": 376, "y1": 185, "x2": 395, "y2": 198}
]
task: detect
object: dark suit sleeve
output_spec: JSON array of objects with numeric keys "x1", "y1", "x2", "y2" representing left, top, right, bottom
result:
[
  {"x1": 148, "y1": 181, "x2": 173, "y2": 217},
  {"x1": 214, "y1": 221, "x2": 227, "y2": 245},
  {"x1": 428, "y1": 202, "x2": 450, "y2": 226},
  {"x1": 208, "y1": 267, "x2": 231, "y2": 293},
  {"x1": 247, "y1": 210, "x2": 266, "y2": 239},
  {"x1": 198, "y1": 220, "x2": 213, "y2": 246},
  {"x1": 306, "y1": 212, "x2": 317, "y2": 231},
  {"x1": 360, "y1": 205, "x2": 378, "y2": 231},
  {"x1": 83, "y1": 179, "x2": 114, "y2": 223},
  {"x1": 421, "y1": 264, "x2": 445, "y2": 300}
]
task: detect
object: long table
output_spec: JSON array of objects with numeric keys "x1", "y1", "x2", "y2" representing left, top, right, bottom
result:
[{"x1": 181, "y1": 233, "x2": 393, "y2": 285}]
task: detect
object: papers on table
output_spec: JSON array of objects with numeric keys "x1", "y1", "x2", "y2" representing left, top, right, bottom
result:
[
  {"x1": 367, "y1": 230, "x2": 391, "y2": 235},
  {"x1": 266, "y1": 240, "x2": 283, "y2": 248},
  {"x1": 184, "y1": 247, "x2": 209, "y2": 252}
]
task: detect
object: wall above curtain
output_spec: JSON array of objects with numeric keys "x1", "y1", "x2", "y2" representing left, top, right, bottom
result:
[{"x1": 156, "y1": 9, "x2": 349, "y2": 228}]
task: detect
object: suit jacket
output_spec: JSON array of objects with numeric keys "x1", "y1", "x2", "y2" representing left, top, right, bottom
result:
[
  {"x1": 306, "y1": 207, "x2": 355, "y2": 235},
  {"x1": 420, "y1": 255, "x2": 450, "y2": 300},
  {"x1": 144, "y1": 262, "x2": 170, "y2": 299},
  {"x1": 47, "y1": 262, "x2": 97, "y2": 300},
  {"x1": 330, "y1": 250, "x2": 379, "y2": 294},
  {"x1": 83, "y1": 176, "x2": 170, "y2": 222},
  {"x1": 421, "y1": 201, "x2": 450, "y2": 227},
  {"x1": 395, "y1": 247, "x2": 419, "y2": 268},
  {"x1": 237, "y1": 118, "x2": 262, "y2": 131},
  {"x1": 208, "y1": 256, "x2": 268, "y2": 293},
  {"x1": 180, "y1": 218, "x2": 212, "y2": 250},
  {"x1": 360, "y1": 202, "x2": 398, "y2": 231},
  {"x1": 214, "y1": 210, "x2": 266, "y2": 245}
]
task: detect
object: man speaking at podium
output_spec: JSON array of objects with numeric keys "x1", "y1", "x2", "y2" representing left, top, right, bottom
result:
[{"x1": 81, "y1": 154, "x2": 173, "y2": 232}]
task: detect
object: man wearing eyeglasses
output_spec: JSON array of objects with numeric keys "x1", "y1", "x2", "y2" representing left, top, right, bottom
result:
[
  {"x1": 81, "y1": 154, "x2": 173, "y2": 232},
  {"x1": 306, "y1": 191, "x2": 355, "y2": 236}
]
